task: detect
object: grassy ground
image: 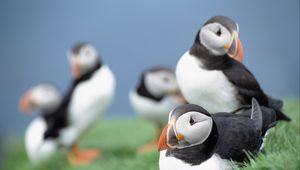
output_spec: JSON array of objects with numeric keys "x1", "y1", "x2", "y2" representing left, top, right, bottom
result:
[{"x1": 3, "y1": 100, "x2": 299, "y2": 170}]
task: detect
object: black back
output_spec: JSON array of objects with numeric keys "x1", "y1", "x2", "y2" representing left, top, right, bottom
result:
[
  {"x1": 212, "y1": 113, "x2": 262, "y2": 162},
  {"x1": 240, "y1": 106, "x2": 277, "y2": 136},
  {"x1": 42, "y1": 61, "x2": 102, "y2": 139}
]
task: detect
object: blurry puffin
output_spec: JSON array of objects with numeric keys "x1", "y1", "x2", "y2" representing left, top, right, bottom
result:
[
  {"x1": 158, "y1": 98, "x2": 276, "y2": 170},
  {"x1": 20, "y1": 43, "x2": 116, "y2": 165},
  {"x1": 129, "y1": 67, "x2": 186, "y2": 153},
  {"x1": 19, "y1": 84, "x2": 62, "y2": 164},
  {"x1": 175, "y1": 15, "x2": 290, "y2": 121}
]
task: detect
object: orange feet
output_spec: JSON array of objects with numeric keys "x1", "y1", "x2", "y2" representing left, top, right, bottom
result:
[{"x1": 67, "y1": 144, "x2": 100, "y2": 166}]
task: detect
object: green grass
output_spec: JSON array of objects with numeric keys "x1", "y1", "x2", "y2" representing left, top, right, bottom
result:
[{"x1": 3, "y1": 100, "x2": 299, "y2": 170}]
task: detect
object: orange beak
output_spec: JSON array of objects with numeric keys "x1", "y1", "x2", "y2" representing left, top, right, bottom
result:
[
  {"x1": 232, "y1": 38, "x2": 244, "y2": 63},
  {"x1": 226, "y1": 32, "x2": 244, "y2": 63},
  {"x1": 19, "y1": 92, "x2": 32, "y2": 113},
  {"x1": 158, "y1": 125, "x2": 170, "y2": 151},
  {"x1": 177, "y1": 93, "x2": 188, "y2": 104},
  {"x1": 71, "y1": 58, "x2": 80, "y2": 79}
]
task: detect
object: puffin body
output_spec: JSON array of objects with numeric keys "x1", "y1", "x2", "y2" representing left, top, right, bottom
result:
[
  {"x1": 129, "y1": 67, "x2": 185, "y2": 153},
  {"x1": 160, "y1": 151, "x2": 231, "y2": 170},
  {"x1": 176, "y1": 15, "x2": 290, "y2": 121},
  {"x1": 158, "y1": 99, "x2": 276, "y2": 170},
  {"x1": 176, "y1": 51, "x2": 240, "y2": 113},
  {"x1": 25, "y1": 117, "x2": 59, "y2": 163},
  {"x1": 130, "y1": 67, "x2": 184, "y2": 126},
  {"x1": 59, "y1": 65, "x2": 115, "y2": 147},
  {"x1": 130, "y1": 91, "x2": 182, "y2": 125},
  {"x1": 20, "y1": 84, "x2": 62, "y2": 163}
]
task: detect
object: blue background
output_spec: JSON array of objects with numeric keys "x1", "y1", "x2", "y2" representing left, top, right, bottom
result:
[{"x1": 0, "y1": 0, "x2": 299, "y2": 135}]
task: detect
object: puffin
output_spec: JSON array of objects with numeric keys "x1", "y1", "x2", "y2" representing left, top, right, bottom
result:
[
  {"x1": 158, "y1": 98, "x2": 277, "y2": 170},
  {"x1": 175, "y1": 15, "x2": 290, "y2": 121},
  {"x1": 20, "y1": 43, "x2": 116, "y2": 165},
  {"x1": 19, "y1": 84, "x2": 63, "y2": 164},
  {"x1": 129, "y1": 67, "x2": 186, "y2": 153}
]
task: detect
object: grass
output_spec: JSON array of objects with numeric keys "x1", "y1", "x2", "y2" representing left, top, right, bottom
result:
[{"x1": 3, "y1": 100, "x2": 299, "y2": 170}]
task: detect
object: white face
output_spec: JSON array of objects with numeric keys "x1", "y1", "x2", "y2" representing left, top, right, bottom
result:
[
  {"x1": 29, "y1": 84, "x2": 62, "y2": 112},
  {"x1": 144, "y1": 70, "x2": 179, "y2": 97},
  {"x1": 199, "y1": 23, "x2": 232, "y2": 56},
  {"x1": 174, "y1": 111, "x2": 213, "y2": 149},
  {"x1": 69, "y1": 44, "x2": 99, "y2": 77}
]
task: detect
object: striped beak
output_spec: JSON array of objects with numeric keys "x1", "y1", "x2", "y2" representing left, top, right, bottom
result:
[
  {"x1": 225, "y1": 31, "x2": 244, "y2": 63},
  {"x1": 158, "y1": 119, "x2": 185, "y2": 151}
]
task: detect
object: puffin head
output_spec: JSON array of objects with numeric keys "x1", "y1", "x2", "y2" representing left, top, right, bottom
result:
[
  {"x1": 68, "y1": 43, "x2": 101, "y2": 79},
  {"x1": 197, "y1": 15, "x2": 243, "y2": 62},
  {"x1": 142, "y1": 67, "x2": 181, "y2": 97},
  {"x1": 19, "y1": 84, "x2": 62, "y2": 113},
  {"x1": 158, "y1": 104, "x2": 213, "y2": 151}
]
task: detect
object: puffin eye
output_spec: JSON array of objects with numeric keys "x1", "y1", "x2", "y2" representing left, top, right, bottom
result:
[
  {"x1": 163, "y1": 77, "x2": 170, "y2": 83},
  {"x1": 189, "y1": 117, "x2": 196, "y2": 125},
  {"x1": 216, "y1": 28, "x2": 221, "y2": 36}
]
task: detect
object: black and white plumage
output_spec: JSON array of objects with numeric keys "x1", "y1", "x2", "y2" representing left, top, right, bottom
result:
[
  {"x1": 175, "y1": 15, "x2": 290, "y2": 121},
  {"x1": 19, "y1": 84, "x2": 63, "y2": 163},
  {"x1": 158, "y1": 98, "x2": 276, "y2": 170},
  {"x1": 47, "y1": 43, "x2": 115, "y2": 150},
  {"x1": 20, "y1": 43, "x2": 116, "y2": 164},
  {"x1": 129, "y1": 67, "x2": 185, "y2": 127}
]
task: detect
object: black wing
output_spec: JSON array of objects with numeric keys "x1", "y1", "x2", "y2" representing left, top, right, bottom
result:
[
  {"x1": 43, "y1": 84, "x2": 74, "y2": 139},
  {"x1": 213, "y1": 113, "x2": 262, "y2": 162},
  {"x1": 222, "y1": 59, "x2": 268, "y2": 106},
  {"x1": 222, "y1": 59, "x2": 290, "y2": 121}
]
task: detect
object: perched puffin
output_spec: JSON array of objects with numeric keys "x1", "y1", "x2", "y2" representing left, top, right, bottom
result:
[
  {"x1": 19, "y1": 84, "x2": 63, "y2": 164},
  {"x1": 20, "y1": 43, "x2": 116, "y2": 165},
  {"x1": 129, "y1": 67, "x2": 186, "y2": 153},
  {"x1": 60, "y1": 43, "x2": 115, "y2": 165},
  {"x1": 175, "y1": 15, "x2": 290, "y2": 121},
  {"x1": 158, "y1": 98, "x2": 276, "y2": 170}
]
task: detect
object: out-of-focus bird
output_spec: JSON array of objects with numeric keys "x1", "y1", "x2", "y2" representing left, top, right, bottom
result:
[
  {"x1": 158, "y1": 98, "x2": 276, "y2": 170},
  {"x1": 19, "y1": 84, "x2": 62, "y2": 164},
  {"x1": 175, "y1": 15, "x2": 290, "y2": 121},
  {"x1": 60, "y1": 43, "x2": 115, "y2": 165},
  {"x1": 20, "y1": 43, "x2": 116, "y2": 165},
  {"x1": 129, "y1": 67, "x2": 186, "y2": 153}
]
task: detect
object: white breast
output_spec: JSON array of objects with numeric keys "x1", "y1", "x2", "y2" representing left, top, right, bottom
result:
[
  {"x1": 25, "y1": 117, "x2": 59, "y2": 164},
  {"x1": 159, "y1": 151, "x2": 232, "y2": 170},
  {"x1": 129, "y1": 90, "x2": 183, "y2": 125},
  {"x1": 176, "y1": 51, "x2": 240, "y2": 113},
  {"x1": 59, "y1": 65, "x2": 116, "y2": 147}
]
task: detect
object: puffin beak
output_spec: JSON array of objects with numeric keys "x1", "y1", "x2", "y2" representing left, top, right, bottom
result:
[
  {"x1": 19, "y1": 92, "x2": 32, "y2": 113},
  {"x1": 225, "y1": 31, "x2": 244, "y2": 63},
  {"x1": 167, "y1": 89, "x2": 188, "y2": 104},
  {"x1": 158, "y1": 124, "x2": 171, "y2": 151},
  {"x1": 71, "y1": 57, "x2": 80, "y2": 79},
  {"x1": 158, "y1": 120, "x2": 184, "y2": 151}
]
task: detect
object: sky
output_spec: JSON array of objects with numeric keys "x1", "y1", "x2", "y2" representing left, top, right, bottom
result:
[{"x1": 0, "y1": 0, "x2": 299, "y2": 135}]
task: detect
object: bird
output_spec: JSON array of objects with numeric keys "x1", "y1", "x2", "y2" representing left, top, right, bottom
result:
[
  {"x1": 175, "y1": 15, "x2": 290, "y2": 121},
  {"x1": 158, "y1": 98, "x2": 276, "y2": 170},
  {"x1": 20, "y1": 43, "x2": 116, "y2": 165},
  {"x1": 19, "y1": 84, "x2": 63, "y2": 164},
  {"x1": 59, "y1": 42, "x2": 116, "y2": 165},
  {"x1": 129, "y1": 67, "x2": 186, "y2": 153}
]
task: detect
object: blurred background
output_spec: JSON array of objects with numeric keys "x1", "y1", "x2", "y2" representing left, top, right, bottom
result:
[{"x1": 0, "y1": 0, "x2": 299, "y2": 138}]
